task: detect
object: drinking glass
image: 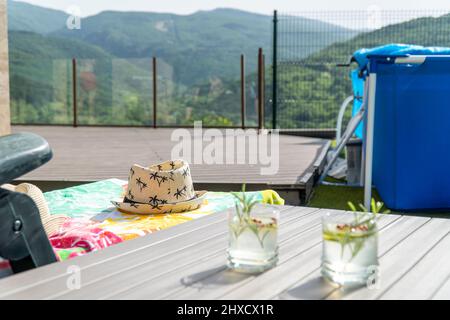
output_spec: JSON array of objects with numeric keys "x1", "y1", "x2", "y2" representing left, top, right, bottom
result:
[
  {"x1": 321, "y1": 212, "x2": 378, "y2": 287},
  {"x1": 227, "y1": 204, "x2": 279, "y2": 273}
]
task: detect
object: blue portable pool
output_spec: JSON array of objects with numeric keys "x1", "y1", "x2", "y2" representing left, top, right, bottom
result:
[
  {"x1": 350, "y1": 69, "x2": 364, "y2": 139},
  {"x1": 357, "y1": 46, "x2": 450, "y2": 210}
]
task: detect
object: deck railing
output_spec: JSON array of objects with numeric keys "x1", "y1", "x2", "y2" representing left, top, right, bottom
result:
[
  {"x1": 10, "y1": 50, "x2": 269, "y2": 130},
  {"x1": 11, "y1": 10, "x2": 450, "y2": 135}
]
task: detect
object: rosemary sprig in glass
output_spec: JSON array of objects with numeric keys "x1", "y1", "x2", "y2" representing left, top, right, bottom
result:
[
  {"x1": 230, "y1": 184, "x2": 277, "y2": 248},
  {"x1": 323, "y1": 199, "x2": 389, "y2": 261}
]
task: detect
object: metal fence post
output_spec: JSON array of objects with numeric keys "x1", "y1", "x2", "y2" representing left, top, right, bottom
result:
[
  {"x1": 258, "y1": 48, "x2": 264, "y2": 132},
  {"x1": 72, "y1": 58, "x2": 78, "y2": 128},
  {"x1": 153, "y1": 57, "x2": 157, "y2": 128},
  {"x1": 263, "y1": 53, "x2": 266, "y2": 128},
  {"x1": 241, "y1": 54, "x2": 246, "y2": 129},
  {"x1": 272, "y1": 10, "x2": 278, "y2": 130}
]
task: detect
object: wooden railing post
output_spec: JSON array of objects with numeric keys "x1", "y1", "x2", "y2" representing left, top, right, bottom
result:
[
  {"x1": 153, "y1": 57, "x2": 157, "y2": 128},
  {"x1": 241, "y1": 54, "x2": 246, "y2": 129},
  {"x1": 72, "y1": 58, "x2": 78, "y2": 128}
]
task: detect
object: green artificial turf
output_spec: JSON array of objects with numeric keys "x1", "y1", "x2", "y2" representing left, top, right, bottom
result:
[
  {"x1": 308, "y1": 182, "x2": 450, "y2": 219},
  {"x1": 309, "y1": 184, "x2": 382, "y2": 211}
]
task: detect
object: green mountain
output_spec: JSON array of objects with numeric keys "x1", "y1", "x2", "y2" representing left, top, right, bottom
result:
[
  {"x1": 8, "y1": 3, "x2": 359, "y2": 126},
  {"x1": 52, "y1": 8, "x2": 357, "y2": 85},
  {"x1": 7, "y1": 0, "x2": 68, "y2": 34},
  {"x1": 9, "y1": 30, "x2": 111, "y2": 62}
]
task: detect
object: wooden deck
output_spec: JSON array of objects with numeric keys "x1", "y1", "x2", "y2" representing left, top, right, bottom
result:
[
  {"x1": 1, "y1": 206, "x2": 449, "y2": 300},
  {"x1": 11, "y1": 126, "x2": 330, "y2": 205}
]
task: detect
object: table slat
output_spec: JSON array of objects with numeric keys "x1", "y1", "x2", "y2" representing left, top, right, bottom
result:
[
  {"x1": 53, "y1": 206, "x2": 315, "y2": 300},
  {"x1": 275, "y1": 215, "x2": 428, "y2": 300},
  {"x1": 328, "y1": 218, "x2": 450, "y2": 300},
  {"x1": 216, "y1": 213, "x2": 401, "y2": 300},
  {"x1": 432, "y1": 276, "x2": 450, "y2": 299},
  {"x1": 167, "y1": 212, "x2": 400, "y2": 299},
  {"x1": 0, "y1": 204, "x2": 446, "y2": 300},
  {"x1": 0, "y1": 208, "x2": 231, "y2": 298},
  {"x1": 1, "y1": 206, "x2": 306, "y2": 299},
  {"x1": 380, "y1": 232, "x2": 450, "y2": 299},
  {"x1": 103, "y1": 207, "x2": 322, "y2": 300}
]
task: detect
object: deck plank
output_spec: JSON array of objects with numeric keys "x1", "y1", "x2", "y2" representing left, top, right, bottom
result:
[{"x1": 11, "y1": 126, "x2": 328, "y2": 187}]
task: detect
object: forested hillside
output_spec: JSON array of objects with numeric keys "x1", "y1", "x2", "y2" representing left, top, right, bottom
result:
[{"x1": 7, "y1": 0, "x2": 67, "y2": 34}]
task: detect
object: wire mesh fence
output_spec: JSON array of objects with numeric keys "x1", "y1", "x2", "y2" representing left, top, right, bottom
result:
[{"x1": 274, "y1": 10, "x2": 450, "y2": 131}]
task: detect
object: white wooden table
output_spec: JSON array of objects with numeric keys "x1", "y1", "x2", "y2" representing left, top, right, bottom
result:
[{"x1": 0, "y1": 206, "x2": 449, "y2": 300}]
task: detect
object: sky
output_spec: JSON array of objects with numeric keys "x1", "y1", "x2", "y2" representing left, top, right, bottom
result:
[{"x1": 16, "y1": 0, "x2": 450, "y2": 17}]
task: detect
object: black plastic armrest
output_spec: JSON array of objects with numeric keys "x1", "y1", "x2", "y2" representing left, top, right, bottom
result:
[{"x1": 0, "y1": 133, "x2": 52, "y2": 185}]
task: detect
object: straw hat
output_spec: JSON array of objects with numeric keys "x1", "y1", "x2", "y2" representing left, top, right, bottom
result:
[
  {"x1": 1, "y1": 183, "x2": 67, "y2": 237},
  {"x1": 112, "y1": 159, "x2": 206, "y2": 215}
]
